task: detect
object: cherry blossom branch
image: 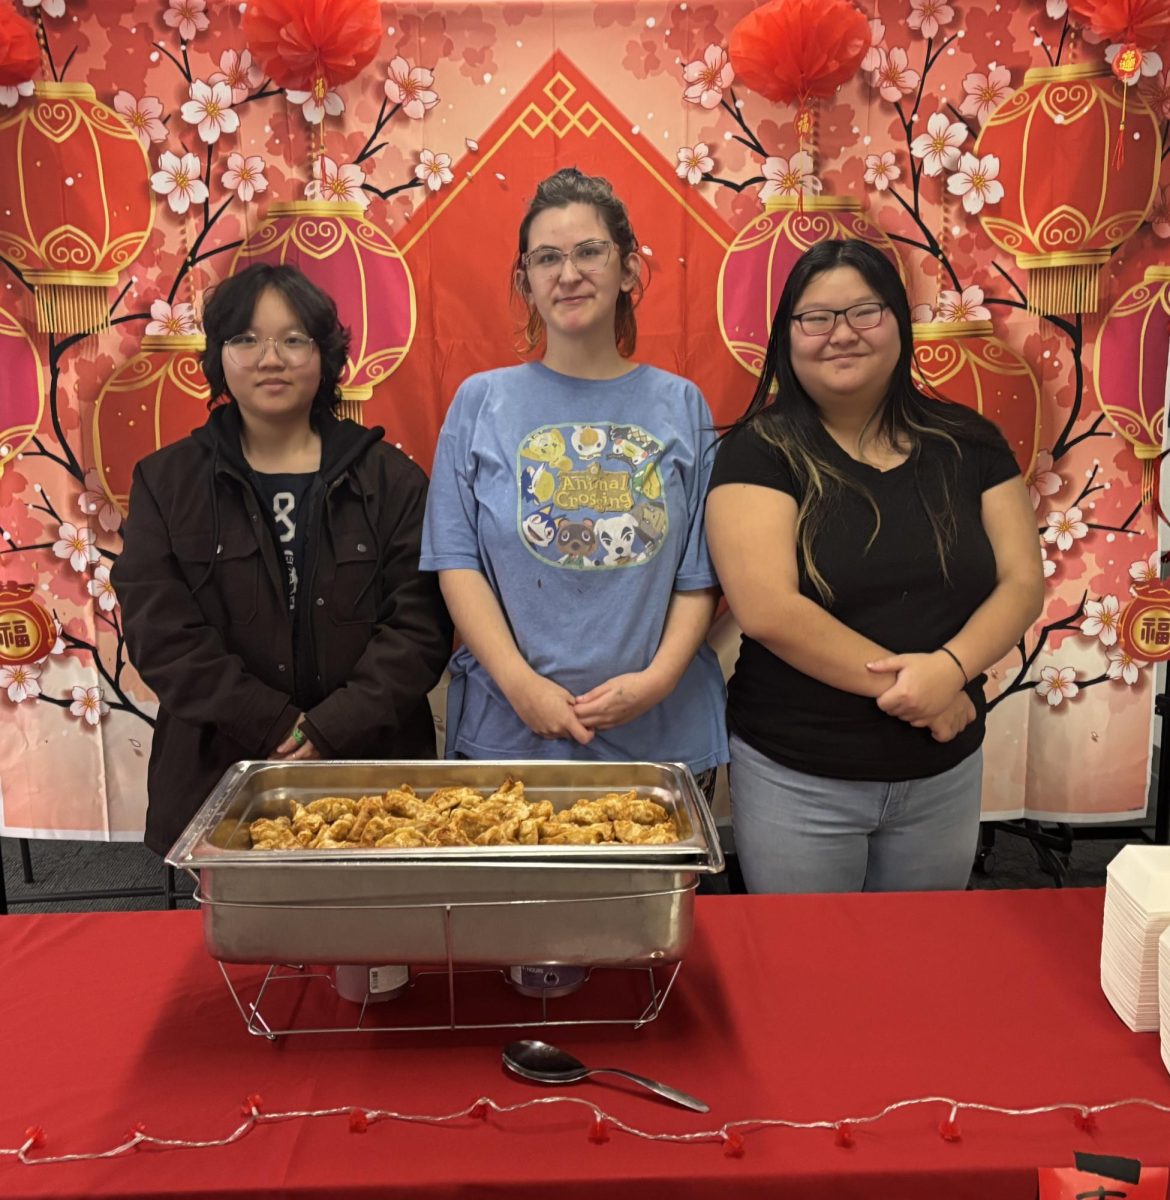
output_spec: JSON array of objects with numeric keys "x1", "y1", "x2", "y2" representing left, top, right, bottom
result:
[
  {"x1": 154, "y1": 41, "x2": 191, "y2": 84},
  {"x1": 58, "y1": 45, "x2": 77, "y2": 82},
  {"x1": 27, "y1": 434, "x2": 73, "y2": 474},
  {"x1": 881, "y1": 183, "x2": 962, "y2": 290},
  {"x1": 1073, "y1": 463, "x2": 1102, "y2": 507},
  {"x1": 43, "y1": 334, "x2": 84, "y2": 483},
  {"x1": 237, "y1": 81, "x2": 282, "y2": 107},
  {"x1": 1087, "y1": 503, "x2": 1145, "y2": 536},
  {"x1": 988, "y1": 591, "x2": 1087, "y2": 709},
  {"x1": 0, "y1": 253, "x2": 34, "y2": 293},
  {"x1": 721, "y1": 91, "x2": 770, "y2": 159},
  {"x1": 362, "y1": 179, "x2": 424, "y2": 202},
  {"x1": 59, "y1": 630, "x2": 152, "y2": 725},
  {"x1": 167, "y1": 198, "x2": 233, "y2": 306},
  {"x1": 1055, "y1": 17, "x2": 1072, "y2": 67},
  {"x1": 699, "y1": 172, "x2": 767, "y2": 193},
  {"x1": 354, "y1": 98, "x2": 404, "y2": 165}
]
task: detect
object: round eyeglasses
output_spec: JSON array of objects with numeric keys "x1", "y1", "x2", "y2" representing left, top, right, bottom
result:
[
  {"x1": 224, "y1": 333, "x2": 317, "y2": 367},
  {"x1": 522, "y1": 239, "x2": 616, "y2": 276},
  {"x1": 791, "y1": 302, "x2": 888, "y2": 337}
]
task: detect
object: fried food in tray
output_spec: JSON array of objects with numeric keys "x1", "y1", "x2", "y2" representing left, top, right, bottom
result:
[{"x1": 248, "y1": 778, "x2": 680, "y2": 851}]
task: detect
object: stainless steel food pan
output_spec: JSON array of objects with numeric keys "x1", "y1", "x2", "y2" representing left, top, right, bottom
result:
[{"x1": 168, "y1": 760, "x2": 724, "y2": 967}]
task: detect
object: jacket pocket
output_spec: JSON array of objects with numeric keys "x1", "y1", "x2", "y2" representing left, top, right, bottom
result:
[
  {"x1": 325, "y1": 539, "x2": 379, "y2": 626},
  {"x1": 173, "y1": 527, "x2": 261, "y2": 625}
]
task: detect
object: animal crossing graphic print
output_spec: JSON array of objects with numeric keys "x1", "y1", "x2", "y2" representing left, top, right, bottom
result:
[{"x1": 517, "y1": 422, "x2": 669, "y2": 569}]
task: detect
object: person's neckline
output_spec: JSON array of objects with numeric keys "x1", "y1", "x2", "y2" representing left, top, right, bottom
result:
[
  {"x1": 529, "y1": 360, "x2": 646, "y2": 385},
  {"x1": 819, "y1": 424, "x2": 911, "y2": 476}
]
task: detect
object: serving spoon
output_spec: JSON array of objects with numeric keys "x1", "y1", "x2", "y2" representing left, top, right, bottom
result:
[{"x1": 502, "y1": 1039, "x2": 709, "y2": 1113}]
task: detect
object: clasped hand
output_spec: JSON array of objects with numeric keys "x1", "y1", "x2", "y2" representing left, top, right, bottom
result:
[
  {"x1": 867, "y1": 651, "x2": 973, "y2": 743},
  {"x1": 507, "y1": 668, "x2": 667, "y2": 744}
]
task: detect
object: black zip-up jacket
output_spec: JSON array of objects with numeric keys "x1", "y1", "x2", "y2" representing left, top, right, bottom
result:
[{"x1": 113, "y1": 403, "x2": 453, "y2": 854}]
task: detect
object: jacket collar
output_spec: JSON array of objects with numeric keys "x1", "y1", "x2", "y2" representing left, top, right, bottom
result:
[{"x1": 192, "y1": 402, "x2": 385, "y2": 485}]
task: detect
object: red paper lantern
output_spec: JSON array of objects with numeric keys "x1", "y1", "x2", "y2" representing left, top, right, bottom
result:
[
  {"x1": 0, "y1": 306, "x2": 43, "y2": 475},
  {"x1": 0, "y1": 1, "x2": 40, "y2": 86},
  {"x1": 1067, "y1": 0, "x2": 1170, "y2": 50},
  {"x1": 717, "y1": 195, "x2": 904, "y2": 376},
  {"x1": 91, "y1": 334, "x2": 209, "y2": 514},
  {"x1": 0, "y1": 82, "x2": 155, "y2": 333},
  {"x1": 1092, "y1": 265, "x2": 1170, "y2": 501},
  {"x1": 912, "y1": 320, "x2": 1040, "y2": 475},
  {"x1": 232, "y1": 201, "x2": 415, "y2": 420},
  {"x1": 243, "y1": 0, "x2": 381, "y2": 94},
  {"x1": 973, "y1": 64, "x2": 1162, "y2": 315}
]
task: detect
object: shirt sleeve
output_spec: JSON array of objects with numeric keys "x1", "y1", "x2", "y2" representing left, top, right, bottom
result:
[
  {"x1": 419, "y1": 380, "x2": 484, "y2": 572},
  {"x1": 708, "y1": 422, "x2": 800, "y2": 498},
  {"x1": 974, "y1": 425, "x2": 1022, "y2": 493},
  {"x1": 672, "y1": 385, "x2": 720, "y2": 592}
]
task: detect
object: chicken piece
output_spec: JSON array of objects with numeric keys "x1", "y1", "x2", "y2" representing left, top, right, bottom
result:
[
  {"x1": 539, "y1": 821, "x2": 613, "y2": 845},
  {"x1": 518, "y1": 818, "x2": 542, "y2": 845},
  {"x1": 249, "y1": 816, "x2": 299, "y2": 850},
  {"x1": 289, "y1": 804, "x2": 325, "y2": 839},
  {"x1": 426, "y1": 786, "x2": 488, "y2": 814},
  {"x1": 613, "y1": 819, "x2": 679, "y2": 845},
  {"x1": 305, "y1": 796, "x2": 357, "y2": 821},
  {"x1": 431, "y1": 823, "x2": 475, "y2": 846},
  {"x1": 487, "y1": 777, "x2": 525, "y2": 805},
  {"x1": 379, "y1": 790, "x2": 429, "y2": 819},
  {"x1": 557, "y1": 793, "x2": 669, "y2": 826},
  {"x1": 475, "y1": 818, "x2": 523, "y2": 845},
  {"x1": 375, "y1": 827, "x2": 431, "y2": 848}
]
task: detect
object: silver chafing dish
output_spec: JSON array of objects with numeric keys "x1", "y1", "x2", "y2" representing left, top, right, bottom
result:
[{"x1": 168, "y1": 760, "x2": 724, "y2": 969}]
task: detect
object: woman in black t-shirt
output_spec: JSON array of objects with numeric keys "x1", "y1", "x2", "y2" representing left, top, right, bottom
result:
[{"x1": 706, "y1": 240, "x2": 1043, "y2": 894}]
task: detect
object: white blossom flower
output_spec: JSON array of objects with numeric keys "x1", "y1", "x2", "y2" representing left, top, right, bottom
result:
[
  {"x1": 870, "y1": 47, "x2": 921, "y2": 102},
  {"x1": 861, "y1": 19, "x2": 886, "y2": 73},
  {"x1": 1042, "y1": 506, "x2": 1088, "y2": 551},
  {"x1": 0, "y1": 80, "x2": 35, "y2": 108},
  {"x1": 86, "y1": 564, "x2": 118, "y2": 613},
  {"x1": 285, "y1": 88, "x2": 345, "y2": 124},
  {"x1": 682, "y1": 44, "x2": 734, "y2": 109},
  {"x1": 1081, "y1": 595, "x2": 1120, "y2": 646},
  {"x1": 21, "y1": 0, "x2": 66, "y2": 17},
  {"x1": 113, "y1": 91, "x2": 168, "y2": 146},
  {"x1": 911, "y1": 303, "x2": 936, "y2": 323},
  {"x1": 77, "y1": 469, "x2": 122, "y2": 534},
  {"x1": 384, "y1": 56, "x2": 438, "y2": 119},
  {"x1": 52, "y1": 522, "x2": 100, "y2": 573},
  {"x1": 1107, "y1": 647, "x2": 1146, "y2": 686},
  {"x1": 0, "y1": 663, "x2": 41, "y2": 703},
  {"x1": 1040, "y1": 544, "x2": 1056, "y2": 578},
  {"x1": 163, "y1": 0, "x2": 208, "y2": 42},
  {"x1": 1036, "y1": 665, "x2": 1078, "y2": 706},
  {"x1": 1027, "y1": 451, "x2": 1062, "y2": 509},
  {"x1": 908, "y1": 0, "x2": 955, "y2": 40},
  {"x1": 414, "y1": 149, "x2": 454, "y2": 192},
  {"x1": 151, "y1": 151, "x2": 209, "y2": 214},
  {"x1": 144, "y1": 299, "x2": 198, "y2": 337},
  {"x1": 946, "y1": 152, "x2": 1004, "y2": 214},
  {"x1": 209, "y1": 48, "x2": 262, "y2": 105},
  {"x1": 221, "y1": 152, "x2": 267, "y2": 202},
  {"x1": 936, "y1": 285, "x2": 991, "y2": 322},
  {"x1": 960, "y1": 66, "x2": 1013, "y2": 121},
  {"x1": 1106, "y1": 44, "x2": 1162, "y2": 85},
  {"x1": 180, "y1": 80, "x2": 238, "y2": 144},
  {"x1": 70, "y1": 684, "x2": 110, "y2": 726},
  {"x1": 910, "y1": 111, "x2": 966, "y2": 176},
  {"x1": 35, "y1": 614, "x2": 66, "y2": 663},
  {"x1": 863, "y1": 151, "x2": 900, "y2": 190},
  {"x1": 305, "y1": 155, "x2": 369, "y2": 210},
  {"x1": 1130, "y1": 550, "x2": 1160, "y2": 585},
  {"x1": 1046, "y1": 0, "x2": 1067, "y2": 17},
  {"x1": 676, "y1": 143, "x2": 714, "y2": 185},
  {"x1": 759, "y1": 152, "x2": 822, "y2": 202}
]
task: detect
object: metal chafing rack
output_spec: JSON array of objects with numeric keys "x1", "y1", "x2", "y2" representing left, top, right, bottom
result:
[{"x1": 169, "y1": 760, "x2": 724, "y2": 1036}]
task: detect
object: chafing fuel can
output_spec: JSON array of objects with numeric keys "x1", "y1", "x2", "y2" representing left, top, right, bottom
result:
[
  {"x1": 507, "y1": 964, "x2": 589, "y2": 998},
  {"x1": 333, "y1": 964, "x2": 410, "y2": 1003}
]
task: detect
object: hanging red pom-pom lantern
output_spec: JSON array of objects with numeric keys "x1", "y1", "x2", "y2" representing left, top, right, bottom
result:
[
  {"x1": 729, "y1": 0, "x2": 868, "y2": 142},
  {"x1": 243, "y1": 0, "x2": 382, "y2": 96},
  {"x1": 1066, "y1": 0, "x2": 1170, "y2": 51},
  {"x1": 0, "y1": 1, "x2": 40, "y2": 87}
]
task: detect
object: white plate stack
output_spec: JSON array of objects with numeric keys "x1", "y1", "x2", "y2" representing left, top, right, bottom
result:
[
  {"x1": 1100, "y1": 845, "x2": 1170, "y2": 1032},
  {"x1": 1159, "y1": 926, "x2": 1170, "y2": 1071}
]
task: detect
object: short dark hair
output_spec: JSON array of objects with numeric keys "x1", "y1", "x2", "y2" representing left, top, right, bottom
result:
[
  {"x1": 512, "y1": 167, "x2": 645, "y2": 357},
  {"x1": 200, "y1": 263, "x2": 350, "y2": 420}
]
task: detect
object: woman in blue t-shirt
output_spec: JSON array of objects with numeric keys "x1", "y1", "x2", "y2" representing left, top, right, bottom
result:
[
  {"x1": 706, "y1": 239, "x2": 1044, "y2": 893},
  {"x1": 420, "y1": 168, "x2": 728, "y2": 788}
]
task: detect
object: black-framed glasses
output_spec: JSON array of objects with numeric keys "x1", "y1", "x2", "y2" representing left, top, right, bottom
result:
[
  {"x1": 224, "y1": 333, "x2": 316, "y2": 367},
  {"x1": 791, "y1": 302, "x2": 888, "y2": 337},
  {"x1": 522, "y1": 239, "x2": 616, "y2": 275}
]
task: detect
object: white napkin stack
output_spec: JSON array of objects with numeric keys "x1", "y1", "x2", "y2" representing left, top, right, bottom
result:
[{"x1": 1101, "y1": 845, "x2": 1170, "y2": 1032}]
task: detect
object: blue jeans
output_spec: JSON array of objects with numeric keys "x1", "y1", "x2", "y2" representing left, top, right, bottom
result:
[{"x1": 729, "y1": 734, "x2": 982, "y2": 894}]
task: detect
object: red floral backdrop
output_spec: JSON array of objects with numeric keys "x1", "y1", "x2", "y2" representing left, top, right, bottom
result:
[{"x1": 0, "y1": 0, "x2": 1165, "y2": 839}]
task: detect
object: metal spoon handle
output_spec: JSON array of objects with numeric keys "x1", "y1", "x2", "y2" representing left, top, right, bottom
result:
[{"x1": 588, "y1": 1067, "x2": 709, "y2": 1113}]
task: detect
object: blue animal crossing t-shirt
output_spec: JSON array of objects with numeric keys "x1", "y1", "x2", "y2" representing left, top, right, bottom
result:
[{"x1": 420, "y1": 361, "x2": 728, "y2": 772}]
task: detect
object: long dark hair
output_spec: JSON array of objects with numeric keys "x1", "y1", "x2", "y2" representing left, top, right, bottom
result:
[
  {"x1": 512, "y1": 167, "x2": 645, "y2": 357},
  {"x1": 201, "y1": 263, "x2": 351, "y2": 422},
  {"x1": 733, "y1": 238, "x2": 997, "y2": 602}
]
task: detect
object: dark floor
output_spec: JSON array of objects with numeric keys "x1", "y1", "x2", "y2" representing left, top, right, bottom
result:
[{"x1": 0, "y1": 819, "x2": 1142, "y2": 914}]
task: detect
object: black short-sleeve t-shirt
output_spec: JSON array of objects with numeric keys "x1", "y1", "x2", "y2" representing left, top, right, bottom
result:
[{"x1": 709, "y1": 401, "x2": 1020, "y2": 781}]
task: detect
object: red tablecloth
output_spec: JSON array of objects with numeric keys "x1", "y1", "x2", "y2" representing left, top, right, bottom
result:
[{"x1": 2, "y1": 888, "x2": 1167, "y2": 1198}]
